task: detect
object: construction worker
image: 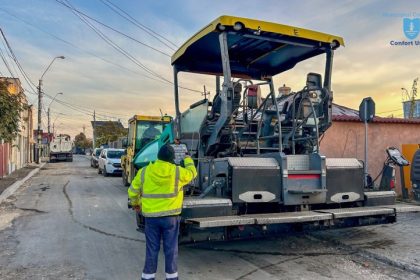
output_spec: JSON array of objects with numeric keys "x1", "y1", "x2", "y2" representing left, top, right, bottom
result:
[
  {"x1": 142, "y1": 123, "x2": 161, "y2": 142},
  {"x1": 128, "y1": 144, "x2": 197, "y2": 280}
]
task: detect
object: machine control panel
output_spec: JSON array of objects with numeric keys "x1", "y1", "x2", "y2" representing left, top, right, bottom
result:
[
  {"x1": 386, "y1": 147, "x2": 409, "y2": 166},
  {"x1": 171, "y1": 143, "x2": 189, "y2": 165}
]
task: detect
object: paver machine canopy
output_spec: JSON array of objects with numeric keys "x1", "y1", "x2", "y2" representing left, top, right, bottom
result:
[{"x1": 172, "y1": 15, "x2": 343, "y2": 158}]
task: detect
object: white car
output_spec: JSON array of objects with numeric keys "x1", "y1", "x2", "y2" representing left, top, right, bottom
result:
[
  {"x1": 98, "y1": 148, "x2": 125, "y2": 177},
  {"x1": 91, "y1": 148, "x2": 103, "y2": 168}
]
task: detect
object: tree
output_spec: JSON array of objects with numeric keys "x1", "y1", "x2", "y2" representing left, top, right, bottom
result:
[
  {"x1": 0, "y1": 80, "x2": 24, "y2": 143},
  {"x1": 95, "y1": 121, "x2": 126, "y2": 147},
  {"x1": 74, "y1": 132, "x2": 92, "y2": 150}
]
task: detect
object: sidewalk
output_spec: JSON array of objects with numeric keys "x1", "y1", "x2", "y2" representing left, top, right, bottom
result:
[{"x1": 0, "y1": 164, "x2": 39, "y2": 195}]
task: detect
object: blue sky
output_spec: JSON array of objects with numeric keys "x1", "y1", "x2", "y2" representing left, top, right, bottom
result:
[{"x1": 0, "y1": 0, "x2": 419, "y2": 137}]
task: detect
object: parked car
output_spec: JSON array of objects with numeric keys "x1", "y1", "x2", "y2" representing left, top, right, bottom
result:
[
  {"x1": 91, "y1": 148, "x2": 103, "y2": 168},
  {"x1": 98, "y1": 148, "x2": 125, "y2": 177}
]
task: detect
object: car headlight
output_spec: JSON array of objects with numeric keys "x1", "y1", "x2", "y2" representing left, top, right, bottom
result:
[{"x1": 107, "y1": 161, "x2": 113, "y2": 165}]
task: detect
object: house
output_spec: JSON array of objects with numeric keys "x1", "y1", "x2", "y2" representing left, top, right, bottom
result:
[
  {"x1": 32, "y1": 130, "x2": 53, "y2": 159},
  {"x1": 320, "y1": 103, "x2": 420, "y2": 196},
  {"x1": 0, "y1": 77, "x2": 34, "y2": 177},
  {"x1": 90, "y1": 120, "x2": 127, "y2": 147},
  {"x1": 91, "y1": 120, "x2": 124, "y2": 129}
]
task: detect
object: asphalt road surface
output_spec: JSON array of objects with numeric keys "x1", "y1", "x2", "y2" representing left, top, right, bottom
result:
[{"x1": 0, "y1": 155, "x2": 419, "y2": 280}]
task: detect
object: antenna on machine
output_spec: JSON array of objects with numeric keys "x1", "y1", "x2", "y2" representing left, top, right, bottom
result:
[
  {"x1": 202, "y1": 85, "x2": 210, "y2": 100},
  {"x1": 402, "y1": 78, "x2": 418, "y2": 118}
]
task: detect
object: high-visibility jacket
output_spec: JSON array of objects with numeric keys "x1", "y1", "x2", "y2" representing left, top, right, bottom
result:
[{"x1": 128, "y1": 157, "x2": 197, "y2": 217}]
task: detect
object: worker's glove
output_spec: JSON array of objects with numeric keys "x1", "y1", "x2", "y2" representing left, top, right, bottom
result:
[
  {"x1": 133, "y1": 205, "x2": 142, "y2": 213},
  {"x1": 128, "y1": 198, "x2": 139, "y2": 209},
  {"x1": 128, "y1": 198, "x2": 142, "y2": 212}
]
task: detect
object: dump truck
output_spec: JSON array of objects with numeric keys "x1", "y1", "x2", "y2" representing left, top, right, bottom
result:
[
  {"x1": 132, "y1": 16, "x2": 420, "y2": 242},
  {"x1": 49, "y1": 134, "x2": 73, "y2": 162},
  {"x1": 121, "y1": 115, "x2": 172, "y2": 186}
]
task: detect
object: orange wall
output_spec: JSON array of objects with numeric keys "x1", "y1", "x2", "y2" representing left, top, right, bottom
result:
[
  {"x1": 0, "y1": 143, "x2": 10, "y2": 178},
  {"x1": 320, "y1": 121, "x2": 420, "y2": 196}
]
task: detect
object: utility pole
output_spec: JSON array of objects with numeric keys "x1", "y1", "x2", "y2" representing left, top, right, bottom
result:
[
  {"x1": 35, "y1": 55, "x2": 65, "y2": 164},
  {"x1": 47, "y1": 92, "x2": 62, "y2": 144},
  {"x1": 410, "y1": 78, "x2": 418, "y2": 118},
  {"x1": 47, "y1": 107, "x2": 51, "y2": 143},
  {"x1": 93, "y1": 110, "x2": 96, "y2": 148},
  {"x1": 36, "y1": 79, "x2": 42, "y2": 164}
]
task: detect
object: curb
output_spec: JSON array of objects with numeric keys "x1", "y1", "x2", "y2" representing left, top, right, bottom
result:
[{"x1": 0, "y1": 163, "x2": 46, "y2": 205}]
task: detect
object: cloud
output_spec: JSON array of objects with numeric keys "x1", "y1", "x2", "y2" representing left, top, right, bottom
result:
[{"x1": 1, "y1": 0, "x2": 420, "y2": 137}]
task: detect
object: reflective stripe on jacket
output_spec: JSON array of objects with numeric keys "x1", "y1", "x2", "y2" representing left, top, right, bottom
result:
[{"x1": 128, "y1": 157, "x2": 197, "y2": 217}]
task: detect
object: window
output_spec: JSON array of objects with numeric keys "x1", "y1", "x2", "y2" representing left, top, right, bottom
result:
[
  {"x1": 95, "y1": 148, "x2": 103, "y2": 156},
  {"x1": 135, "y1": 121, "x2": 164, "y2": 151},
  {"x1": 107, "y1": 150, "x2": 124, "y2": 159},
  {"x1": 128, "y1": 121, "x2": 134, "y2": 146}
]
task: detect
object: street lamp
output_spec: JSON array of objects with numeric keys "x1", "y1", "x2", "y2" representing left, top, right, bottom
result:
[
  {"x1": 36, "y1": 56, "x2": 65, "y2": 164},
  {"x1": 53, "y1": 122, "x2": 64, "y2": 137},
  {"x1": 48, "y1": 92, "x2": 63, "y2": 144},
  {"x1": 52, "y1": 115, "x2": 65, "y2": 137}
]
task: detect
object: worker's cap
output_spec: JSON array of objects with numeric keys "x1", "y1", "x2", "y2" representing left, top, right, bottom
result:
[{"x1": 158, "y1": 144, "x2": 175, "y2": 163}]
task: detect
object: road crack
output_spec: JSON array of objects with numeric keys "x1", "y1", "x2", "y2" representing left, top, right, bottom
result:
[
  {"x1": 234, "y1": 255, "x2": 303, "y2": 280},
  {"x1": 62, "y1": 180, "x2": 144, "y2": 243},
  {"x1": 15, "y1": 207, "x2": 47, "y2": 214},
  {"x1": 189, "y1": 246, "x2": 353, "y2": 256}
]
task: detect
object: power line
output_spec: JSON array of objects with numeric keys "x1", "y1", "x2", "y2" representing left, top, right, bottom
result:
[
  {"x1": 377, "y1": 108, "x2": 403, "y2": 114},
  {"x1": 1, "y1": 3, "x2": 202, "y2": 121},
  {"x1": 0, "y1": 21, "x2": 136, "y2": 121},
  {"x1": 1, "y1": 41, "x2": 20, "y2": 79},
  {"x1": 99, "y1": 0, "x2": 177, "y2": 50},
  {"x1": 58, "y1": 0, "x2": 172, "y2": 85},
  {"x1": 55, "y1": 0, "x2": 171, "y2": 57},
  {"x1": 0, "y1": 30, "x2": 41, "y2": 109},
  {"x1": 0, "y1": 4, "x2": 202, "y2": 94},
  {"x1": 0, "y1": 6, "x2": 167, "y2": 81},
  {"x1": 56, "y1": 0, "x2": 202, "y2": 93},
  {"x1": 0, "y1": 42, "x2": 16, "y2": 78},
  {"x1": 0, "y1": 28, "x2": 38, "y2": 94},
  {"x1": 44, "y1": 92, "x2": 127, "y2": 120}
]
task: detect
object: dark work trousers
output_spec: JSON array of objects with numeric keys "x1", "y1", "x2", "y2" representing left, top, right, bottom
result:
[{"x1": 141, "y1": 216, "x2": 180, "y2": 280}]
